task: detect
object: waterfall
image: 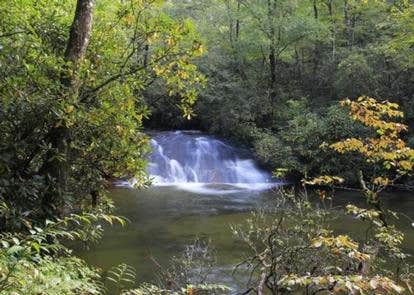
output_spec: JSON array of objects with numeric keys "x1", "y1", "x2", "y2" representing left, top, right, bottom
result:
[{"x1": 146, "y1": 131, "x2": 277, "y2": 193}]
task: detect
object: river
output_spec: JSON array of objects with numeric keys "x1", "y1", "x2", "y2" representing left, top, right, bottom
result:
[{"x1": 77, "y1": 131, "x2": 414, "y2": 292}]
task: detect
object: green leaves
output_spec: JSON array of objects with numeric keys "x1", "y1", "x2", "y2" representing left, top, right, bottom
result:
[
  {"x1": 0, "y1": 0, "x2": 206, "y2": 229},
  {"x1": 106, "y1": 263, "x2": 137, "y2": 291},
  {"x1": 0, "y1": 211, "x2": 127, "y2": 294}
]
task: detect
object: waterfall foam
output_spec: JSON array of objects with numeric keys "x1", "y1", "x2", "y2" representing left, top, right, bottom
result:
[{"x1": 145, "y1": 131, "x2": 278, "y2": 194}]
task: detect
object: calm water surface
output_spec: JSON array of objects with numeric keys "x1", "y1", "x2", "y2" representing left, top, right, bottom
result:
[
  {"x1": 77, "y1": 131, "x2": 414, "y2": 292},
  {"x1": 78, "y1": 186, "x2": 414, "y2": 290}
]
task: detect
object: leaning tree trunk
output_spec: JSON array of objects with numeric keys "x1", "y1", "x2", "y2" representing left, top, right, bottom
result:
[
  {"x1": 41, "y1": 0, "x2": 96, "y2": 214},
  {"x1": 65, "y1": 0, "x2": 95, "y2": 63},
  {"x1": 64, "y1": 0, "x2": 96, "y2": 90}
]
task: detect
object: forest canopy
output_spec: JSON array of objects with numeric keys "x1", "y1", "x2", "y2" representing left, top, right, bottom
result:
[
  {"x1": 0, "y1": 0, "x2": 413, "y2": 294},
  {"x1": 151, "y1": 0, "x2": 414, "y2": 181}
]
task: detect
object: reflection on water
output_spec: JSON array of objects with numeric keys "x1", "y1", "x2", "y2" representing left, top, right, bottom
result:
[
  {"x1": 78, "y1": 186, "x2": 270, "y2": 288},
  {"x1": 77, "y1": 186, "x2": 414, "y2": 291},
  {"x1": 77, "y1": 131, "x2": 414, "y2": 292},
  {"x1": 78, "y1": 131, "x2": 284, "y2": 290}
]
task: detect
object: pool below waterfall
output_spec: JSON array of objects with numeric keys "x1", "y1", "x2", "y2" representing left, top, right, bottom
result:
[{"x1": 77, "y1": 131, "x2": 414, "y2": 292}]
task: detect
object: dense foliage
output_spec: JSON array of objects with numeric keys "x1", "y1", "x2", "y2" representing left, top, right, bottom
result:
[
  {"x1": 152, "y1": 0, "x2": 414, "y2": 181},
  {"x1": 0, "y1": 0, "x2": 204, "y2": 229},
  {"x1": 1, "y1": 0, "x2": 205, "y2": 294},
  {"x1": 0, "y1": 212, "x2": 125, "y2": 294},
  {"x1": 1, "y1": 0, "x2": 414, "y2": 294},
  {"x1": 234, "y1": 98, "x2": 414, "y2": 294}
]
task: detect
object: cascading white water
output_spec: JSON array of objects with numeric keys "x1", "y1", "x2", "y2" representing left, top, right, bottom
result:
[{"x1": 147, "y1": 131, "x2": 277, "y2": 193}]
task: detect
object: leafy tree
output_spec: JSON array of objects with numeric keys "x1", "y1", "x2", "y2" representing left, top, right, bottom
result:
[
  {"x1": 158, "y1": 0, "x2": 414, "y2": 183},
  {"x1": 0, "y1": 0, "x2": 204, "y2": 229},
  {"x1": 0, "y1": 212, "x2": 125, "y2": 295},
  {"x1": 234, "y1": 98, "x2": 414, "y2": 294}
]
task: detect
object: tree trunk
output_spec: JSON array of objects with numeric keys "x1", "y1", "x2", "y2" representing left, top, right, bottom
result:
[
  {"x1": 267, "y1": 0, "x2": 277, "y2": 93},
  {"x1": 313, "y1": 0, "x2": 318, "y2": 19},
  {"x1": 63, "y1": 0, "x2": 96, "y2": 90},
  {"x1": 225, "y1": 0, "x2": 234, "y2": 43},
  {"x1": 312, "y1": 0, "x2": 319, "y2": 78},
  {"x1": 143, "y1": 44, "x2": 149, "y2": 68},
  {"x1": 235, "y1": 0, "x2": 240, "y2": 39},
  {"x1": 41, "y1": 0, "x2": 96, "y2": 214},
  {"x1": 269, "y1": 46, "x2": 277, "y2": 87},
  {"x1": 326, "y1": 0, "x2": 336, "y2": 58},
  {"x1": 65, "y1": 0, "x2": 95, "y2": 65},
  {"x1": 343, "y1": 0, "x2": 352, "y2": 47},
  {"x1": 258, "y1": 271, "x2": 267, "y2": 295}
]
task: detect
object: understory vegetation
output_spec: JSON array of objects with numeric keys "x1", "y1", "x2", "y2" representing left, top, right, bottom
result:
[
  {"x1": 1, "y1": 0, "x2": 413, "y2": 294},
  {"x1": 152, "y1": 0, "x2": 414, "y2": 182},
  {"x1": 233, "y1": 97, "x2": 414, "y2": 294}
]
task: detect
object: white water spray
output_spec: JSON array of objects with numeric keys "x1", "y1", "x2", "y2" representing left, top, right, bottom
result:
[{"x1": 146, "y1": 131, "x2": 278, "y2": 194}]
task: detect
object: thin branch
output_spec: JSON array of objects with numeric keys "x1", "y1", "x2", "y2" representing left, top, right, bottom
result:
[{"x1": 81, "y1": 48, "x2": 175, "y2": 100}]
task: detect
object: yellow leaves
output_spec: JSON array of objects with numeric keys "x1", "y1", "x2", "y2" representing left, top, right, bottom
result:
[
  {"x1": 339, "y1": 98, "x2": 351, "y2": 107},
  {"x1": 116, "y1": 125, "x2": 123, "y2": 135},
  {"x1": 181, "y1": 105, "x2": 195, "y2": 120},
  {"x1": 177, "y1": 70, "x2": 189, "y2": 80},
  {"x1": 352, "y1": 96, "x2": 404, "y2": 119},
  {"x1": 153, "y1": 65, "x2": 165, "y2": 77},
  {"x1": 279, "y1": 274, "x2": 405, "y2": 294},
  {"x1": 331, "y1": 138, "x2": 365, "y2": 154},
  {"x1": 332, "y1": 97, "x2": 414, "y2": 186},
  {"x1": 399, "y1": 160, "x2": 413, "y2": 171},
  {"x1": 341, "y1": 97, "x2": 405, "y2": 141},
  {"x1": 122, "y1": 13, "x2": 134, "y2": 26},
  {"x1": 66, "y1": 105, "x2": 75, "y2": 113},
  {"x1": 374, "y1": 226, "x2": 405, "y2": 250},
  {"x1": 346, "y1": 205, "x2": 381, "y2": 224},
  {"x1": 147, "y1": 32, "x2": 159, "y2": 44},
  {"x1": 196, "y1": 44, "x2": 205, "y2": 55},
  {"x1": 192, "y1": 42, "x2": 205, "y2": 57},
  {"x1": 165, "y1": 37, "x2": 176, "y2": 47},
  {"x1": 312, "y1": 235, "x2": 358, "y2": 251},
  {"x1": 373, "y1": 177, "x2": 390, "y2": 186},
  {"x1": 311, "y1": 234, "x2": 372, "y2": 262},
  {"x1": 152, "y1": 53, "x2": 204, "y2": 121},
  {"x1": 139, "y1": 14, "x2": 205, "y2": 122},
  {"x1": 304, "y1": 175, "x2": 344, "y2": 186}
]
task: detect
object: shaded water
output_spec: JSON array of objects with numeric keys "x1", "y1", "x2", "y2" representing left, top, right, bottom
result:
[
  {"x1": 78, "y1": 131, "x2": 414, "y2": 292},
  {"x1": 80, "y1": 187, "x2": 272, "y2": 287}
]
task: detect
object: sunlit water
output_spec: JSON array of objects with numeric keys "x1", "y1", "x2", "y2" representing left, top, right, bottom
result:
[{"x1": 77, "y1": 131, "x2": 414, "y2": 292}]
